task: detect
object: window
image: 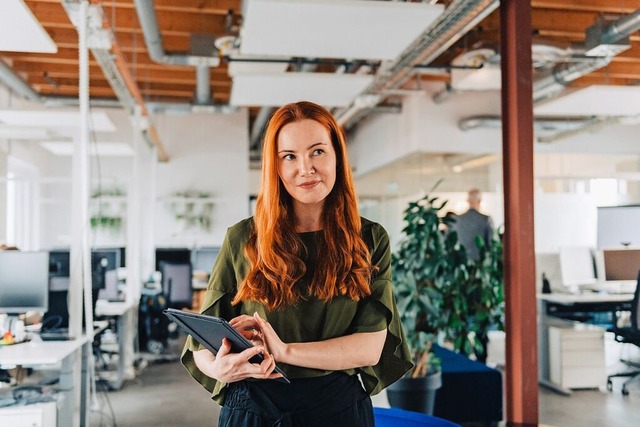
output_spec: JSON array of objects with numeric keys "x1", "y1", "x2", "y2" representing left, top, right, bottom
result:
[
  {"x1": 7, "y1": 156, "x2": 39, "y2": 250},
  {"x1": 589, "y1": 178, "x2": 622, "y2": 206}
]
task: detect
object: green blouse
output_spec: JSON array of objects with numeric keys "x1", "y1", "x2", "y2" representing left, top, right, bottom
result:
[{"x1": 181, "y1": 217, "x2": 412, "y2": 405}]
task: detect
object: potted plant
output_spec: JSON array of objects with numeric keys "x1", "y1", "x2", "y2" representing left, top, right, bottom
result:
[
  {"x1": 387, "y1": 188, "x2": 504, "y2": 414},
  {"x1": 387, "y1": 192, "x2": 454, "y2": 414}
]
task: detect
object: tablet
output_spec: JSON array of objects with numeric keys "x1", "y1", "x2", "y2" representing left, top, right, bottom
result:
[{"x1": 163, "y1": 308, "x2": 289, "y2": 383}]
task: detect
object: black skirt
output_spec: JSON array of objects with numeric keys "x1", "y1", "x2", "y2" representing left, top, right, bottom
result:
[{"x1": 218, "y1": 372, "x2": 374, "y2": 427}]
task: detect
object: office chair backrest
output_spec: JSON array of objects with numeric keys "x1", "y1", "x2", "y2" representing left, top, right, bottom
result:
[
  {"x1": 160, "y1": 262, "x2": 192, "y2": 309},
  {"x1": 632, "y1": 270, "x2": 640, "y2": 331}
]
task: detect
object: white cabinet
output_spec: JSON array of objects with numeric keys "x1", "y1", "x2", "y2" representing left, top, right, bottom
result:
[
  {"x1": 0, "y1": 401, "x2": 56, "y2": 427},
  {"x1": 548, "y1": 323, "x2": 606, "y2": 390}
]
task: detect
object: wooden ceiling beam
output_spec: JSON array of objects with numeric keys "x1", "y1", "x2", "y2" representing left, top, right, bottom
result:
[
  {"x1": 569, "y1": 74, "x2": 640, "y2": 86},
  {"x1": 34, "y1": 85, "x2": 115, "y2": 97}
]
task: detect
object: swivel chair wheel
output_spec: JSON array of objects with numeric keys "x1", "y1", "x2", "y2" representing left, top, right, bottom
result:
[
  {"x1": 622, "y1": 386, "x2": 629, "y2": 396},
  {"x1": 607, "y1": 379, "x2": 613, "y2": 391}
]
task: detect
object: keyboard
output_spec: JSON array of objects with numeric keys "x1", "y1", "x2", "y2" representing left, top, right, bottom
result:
[{"x1": 40, "y1": 330, "x2": 74, "y2": 341}]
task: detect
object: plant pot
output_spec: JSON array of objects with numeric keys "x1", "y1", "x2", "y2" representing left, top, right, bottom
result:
[{"x1": 386, "y1": 371, "x2": 442, "y2": 415}]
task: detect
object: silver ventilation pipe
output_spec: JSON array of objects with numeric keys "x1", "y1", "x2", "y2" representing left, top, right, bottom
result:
[
  {"x1": 134, "y1": 0, "x2": 219, "y2": 106},
  {"x1": 460, "y1": 9, "x2": 640, "y2": 137},
  {"x1": 196, "y1": 65, "x2": 211, "y2": 105},
  {"x1": 133, "y1": 0, "x2": 219, "y2": 67},
  {"x1": 335, "y1": 0, "x2": 500, "y2": 127},
  {"x1": 459, "y1": 115, "x2": 599, "y2": 132},
  {"x1": 0, "y1": 59, "x2": 41, "y2": 102},
  {"x1": 533, "y1": 57, "x2": 611, "y2": 102},
  {"x1": 0, "y1": 58, "x2": 124, "y2": 108},
  {"x1": 533, "y1": 9, "x2": 640, "y2": 102},
  {"x1": 602, "y1": 9, "x2": 640, "y2": 43}
]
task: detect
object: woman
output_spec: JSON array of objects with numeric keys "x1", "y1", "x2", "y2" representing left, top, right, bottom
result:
[{"x1": 181, "y1": 101, "x2": 412, "y2": 426}]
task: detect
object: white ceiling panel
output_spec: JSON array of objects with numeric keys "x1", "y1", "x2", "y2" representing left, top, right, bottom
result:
[
  {"x1": 230, "y1": 73, "x2": 374, "y2": 107},
  {"x1": 241, "y1": 0, "x2": 444, "y2": 60},
  {"x1": 534, "y1": 86, "x2": 640, "y2": 117},
  {"x1": 40, "y1": 141, "x2": 135, "y2": 157},
  {"x1": 0, "y1": 110, "x2": 116, "y2": 132},
  {"x1": 0, "y1": 0, "x2": 57, "y2": 53}
]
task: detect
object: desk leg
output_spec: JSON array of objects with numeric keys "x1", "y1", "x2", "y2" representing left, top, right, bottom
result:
[
  {"x1": 109, "y1": 306, "x2": 136, "y2": 390},
  {"x1": 58, "y1": 349, "x2": 81, "y2": 427},
  {"x1": 538, "y1": 300, "x2": 550, "y2": 385},
  {"x1": 80, "y1": 341, "x2": 91, "y2": 426}
]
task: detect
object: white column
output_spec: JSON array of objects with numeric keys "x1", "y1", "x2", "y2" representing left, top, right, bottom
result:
[
  {"x1": 70, "y1": 0, "x2": 92, "y2": 340},
  {"x1": 0, "y1": 150, "x2": 7, "y2": 244}
]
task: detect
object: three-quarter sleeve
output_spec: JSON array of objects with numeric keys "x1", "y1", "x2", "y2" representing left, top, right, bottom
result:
[{"x1": 355, "y1": 221, "x2": 413, "y2": 395}]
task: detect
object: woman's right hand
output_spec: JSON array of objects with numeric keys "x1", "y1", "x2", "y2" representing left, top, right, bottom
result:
[{"x1": 192, "y1": 338, "x2": 283, "y2": 383}]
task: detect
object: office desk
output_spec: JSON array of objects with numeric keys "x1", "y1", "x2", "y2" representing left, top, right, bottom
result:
[
  {"x1": 537, "y1": 292, "x2": 634, "y2": 395},
  {"x1": 0, "y1": 336, "x2": 91, "y2": 427},
  {"x1": 95, "y1": 299, "x2": 137, "y2": 390}
]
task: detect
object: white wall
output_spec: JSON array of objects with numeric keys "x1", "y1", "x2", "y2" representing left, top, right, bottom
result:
[
  {"x1": 153, "y1": 110, "x2": 250, "y2": 247},
  {"x1": 0, "y1": 104, "x2": 250, "y2": 251}
]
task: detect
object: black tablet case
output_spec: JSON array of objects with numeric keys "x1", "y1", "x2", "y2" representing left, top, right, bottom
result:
[{"x1": 163, "y1": 308, "x2": 289, "y2": 383}]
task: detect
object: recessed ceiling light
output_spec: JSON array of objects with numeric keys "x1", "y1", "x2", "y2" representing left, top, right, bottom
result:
[{"x1": 0, "y1": 0, "x2": 57, "y2": 53}]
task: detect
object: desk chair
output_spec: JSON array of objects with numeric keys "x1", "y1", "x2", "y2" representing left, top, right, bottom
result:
[{"x1": 607, "y1": 270, "x2": 640, "y2": 395}]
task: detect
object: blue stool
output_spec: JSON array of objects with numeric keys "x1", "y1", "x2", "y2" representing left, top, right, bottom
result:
[{"x1": 373, "y1": 407, "x2": 461, "y2": 427}]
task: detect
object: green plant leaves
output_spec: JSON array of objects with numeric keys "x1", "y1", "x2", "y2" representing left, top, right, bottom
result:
[{"x1": 392, "y1": 189, "x2": 505, "y2": 374}]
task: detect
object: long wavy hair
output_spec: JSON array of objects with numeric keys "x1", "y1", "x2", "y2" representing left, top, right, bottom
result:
[{"x1": 232, "y1": 101, "x2": 374, "y2": 310}]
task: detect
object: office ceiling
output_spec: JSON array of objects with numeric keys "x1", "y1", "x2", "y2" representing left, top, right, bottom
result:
[{"x1": 0, "y1": 0, "x2": 639, "y2": 155}]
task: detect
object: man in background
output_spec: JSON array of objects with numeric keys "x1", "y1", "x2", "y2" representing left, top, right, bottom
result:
[{"x1": 454, "y1": 188, "x2": 494, "y2": 260}]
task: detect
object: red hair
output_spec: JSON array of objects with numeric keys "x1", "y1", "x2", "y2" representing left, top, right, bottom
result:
[{"x1": 232, "y1": 101, "x2": 373, "y2": 310}]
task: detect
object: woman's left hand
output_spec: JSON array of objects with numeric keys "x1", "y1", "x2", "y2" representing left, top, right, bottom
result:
[
  {"x1": 229, "y1": 313, "x2": 288, "y2": 362},
  {"x1": 229, "y1": 314, "x2": 265, "y2": 348},
  {"x1": 251, "y1": 312, "x2": 288, "y2": 362}
]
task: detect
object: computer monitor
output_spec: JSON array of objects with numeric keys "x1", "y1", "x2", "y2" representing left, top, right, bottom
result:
[
  {"x1": 155, "y1": 248, "x2": 191, "y2": 272},
  {"x1": 190, "y1": 247, "x2": 220, "y2": 275},
  {"x1": 49, "y1": 249, "x2": 70, "y2": 277},
  {"x1": 0, "y1": 251, "x2": 49, "y2": 315},
  {"x1": 91, "y1": 248, "x2": 122, "y2": 290},
  {"x1": 559, "y1": 246, "x2": 597, "y2": 290},
  {"x1": 602, "y1": 248, "x2": 640, "y2": 281}
]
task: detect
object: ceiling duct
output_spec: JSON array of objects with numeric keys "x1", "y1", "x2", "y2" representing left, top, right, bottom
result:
[
  {"x1": 0, "y1": 59, "x2": 41, "y2": 102},
  {"x1": 61, "y1": 0, "x2": 169, "y2": 161},
  {"x1": 334, "y1": 0, "x2": 500, "y2": 128},
  {"x1": 459, "y1": 115, "x2": 600, "y2": 132},
  {"x1": 459, "y1": 8, "x2": 640, "y2": 141},
  {"x1": 134, "y1": 0, "x2": 221, "y2": 106},
  {"x1": 0, "y1": 58, "x2": 123, "y2": 109},
  {"x1": 533, "y1": 9, "x2": 639, "y2": 103}
]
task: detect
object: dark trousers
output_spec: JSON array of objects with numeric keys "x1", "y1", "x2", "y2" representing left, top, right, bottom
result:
[{"x1": 218, "y1": 372, "x2": 374, "y2": 427}]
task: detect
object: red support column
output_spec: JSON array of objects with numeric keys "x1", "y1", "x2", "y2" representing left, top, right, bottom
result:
[{"x1": 500, "y1": 1, "x2": 538, "y2": 426}]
